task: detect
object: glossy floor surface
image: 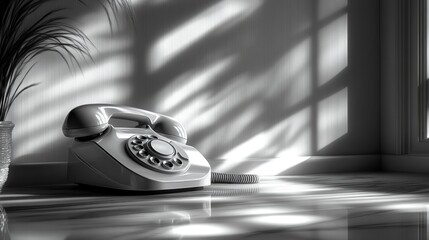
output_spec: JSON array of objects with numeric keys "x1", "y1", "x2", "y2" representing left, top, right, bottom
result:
[{"x1": 2, "y1": 173, "x2": 429, "y2": 240}]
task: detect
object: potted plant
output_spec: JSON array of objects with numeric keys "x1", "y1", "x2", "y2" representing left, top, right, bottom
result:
[{"x1": 0, "y1": 0, "x2": 133, "y2": 189}]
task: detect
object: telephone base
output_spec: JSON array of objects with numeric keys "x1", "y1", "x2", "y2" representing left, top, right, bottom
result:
[{"x1": 67, "y1": 140, "x2": 211, "y2": 191}]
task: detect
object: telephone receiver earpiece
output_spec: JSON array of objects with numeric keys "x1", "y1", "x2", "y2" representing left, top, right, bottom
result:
[{"x1": 62, "y1": 104, "x2": 187, "y2": 144}]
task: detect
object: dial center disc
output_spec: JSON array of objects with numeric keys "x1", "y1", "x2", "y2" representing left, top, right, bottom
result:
[{"x1": 148, "y1": 139, "x2": 175, "y2": 156}]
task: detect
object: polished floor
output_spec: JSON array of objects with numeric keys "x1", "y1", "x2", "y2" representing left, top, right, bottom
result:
[{"x1": 2, "y1": 173, "x2": 429, "y2": 239}]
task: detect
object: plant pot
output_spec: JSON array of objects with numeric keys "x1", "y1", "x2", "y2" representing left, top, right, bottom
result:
[
  {"x1": 0, "y1": 206, "x2": 10, "y2": 240},
  {"x1": 0, "y1": 122, "x2": 14, "y2": 190}
]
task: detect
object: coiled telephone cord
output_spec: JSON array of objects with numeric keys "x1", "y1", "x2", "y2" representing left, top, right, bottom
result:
[{"x1": 211, "y1": 172, "x2": 259, "y2": 184}]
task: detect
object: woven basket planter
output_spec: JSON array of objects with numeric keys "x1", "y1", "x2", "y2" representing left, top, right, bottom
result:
[{"x1": 0, "y1": 122, "x2": 14, "y2": 190}]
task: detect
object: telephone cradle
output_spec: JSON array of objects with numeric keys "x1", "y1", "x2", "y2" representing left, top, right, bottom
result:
[{"x1": 63, "y1": 104, "x2": 258, "y2": 191}]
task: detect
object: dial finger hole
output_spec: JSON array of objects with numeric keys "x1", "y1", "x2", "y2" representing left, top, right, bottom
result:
[
  {"x1": 131, "y1": 139, "x2": 144, "y2": 145},
  {"x1": 133, "y1": 145, "x2": 144, "y2": 151},
  {"x1": 136, "y1": 135, "x2": 148, "y2": 140},
  {"x1": 137, "y1": 150, "x2": 148, "y2": 157},
  {"x1": 162, "y1": 161, "x2": 174, "y2": 169},
  {"x1": 173, "y1": 158, "x2": 183, "y2": 166},
  {"x1": 149, "y1": 157, "x2": 160, "y2": 165}
]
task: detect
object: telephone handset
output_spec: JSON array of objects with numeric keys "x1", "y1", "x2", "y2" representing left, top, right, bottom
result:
[
  {"x1": 63, "y1": 104, "x2": 187, "y2": 143},
  {"x1": 63, "y1": 104, "x2": 258, "y2": 191}
]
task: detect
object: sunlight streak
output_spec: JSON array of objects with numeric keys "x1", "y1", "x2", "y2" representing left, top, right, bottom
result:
[
  {"x1": 10, "y1": 55, "x2": 133, "y2": 159},
  {"x1": 427, "y1": 0, "x2": 429, "y2": 79},
  {"x1": 131, "y1": 0, "x2": 171, "y2": 6},
  {"x1": 185, "y1": 77, "x2": 259, "y2": 135},
  {"x1": 317, "y1": 88, "x2": 348, "y2": 150},
  {"x1": 156, "y1": 55, "x2": 237, "y2": 112},
  {"x1": 76, "y1": 5, "x2": 133, "y2": 57},
  {"x1": 171, "y1": 73, "x2": 255, "y2": 128},
  {"x1": 380, "y1": 203, "x2": 428, "y2": 212},
  {"x1": 167, "y1": 223, "x2": 245, "y2": 237},
  {"x1": 264, "y1": 38, "x2": 311, "y2": 108},
  {"x1": 248, "y1": 214, "x2": 328, "y2": 226},
  {"x1": 166, "y1": 37, "x2": 313, "y2": 159},
  {"x1": 147, "y1": 0, "x2": 262, "y2": 72},
  {"x1": 131, "y1": 0, "x2": 150, "y2": 6},
  {"x1": 217, "y1": 107, "x2": 310, "y2": 172},
  {"x1": 13, "y1": 83, "x2": 131, "y2": 158},
  {"x1": 248, "y1": 156, "x2": 310, "y2": 175},
  {"x1": 318, "y1": 0, "x2": 348, "y2": 20},
  {"x1": 170, "y1": 93, "x2": 210, "y2": 125},
  {"x1": 214, "y1": 206, "x2": 294, "y2": 217},
  {"x1": 318, "y1": 14, "x2": 348, "y2": 86},
  {"x1": 198, "y1": 104, "x2": 262, "y2": 154},
  {"x1": 15, "y1": 55, "x2": 132, "y2": 120}
]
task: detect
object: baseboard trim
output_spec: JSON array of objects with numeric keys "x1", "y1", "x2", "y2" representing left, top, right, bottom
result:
[
  {"x1": 382, "y1": 154, "x2": 429, "y2": 173},
  {"x1": 5, "y1": 155, "x2": 381, "y2": 187}
]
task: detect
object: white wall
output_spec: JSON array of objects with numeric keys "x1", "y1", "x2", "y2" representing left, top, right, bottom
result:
[{"x1": 7, "y1": 0, "x2": 380, "y2": 178}]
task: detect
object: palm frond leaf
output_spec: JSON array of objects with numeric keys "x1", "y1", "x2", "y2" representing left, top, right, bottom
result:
[{"x1": 0, "y1": 0, "x2": 133, "y2": 120}]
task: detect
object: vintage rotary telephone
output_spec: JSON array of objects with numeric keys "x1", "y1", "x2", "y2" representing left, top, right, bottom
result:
[{"x1": 62, "y1": 104, "x2": 258, "y2": 191}]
